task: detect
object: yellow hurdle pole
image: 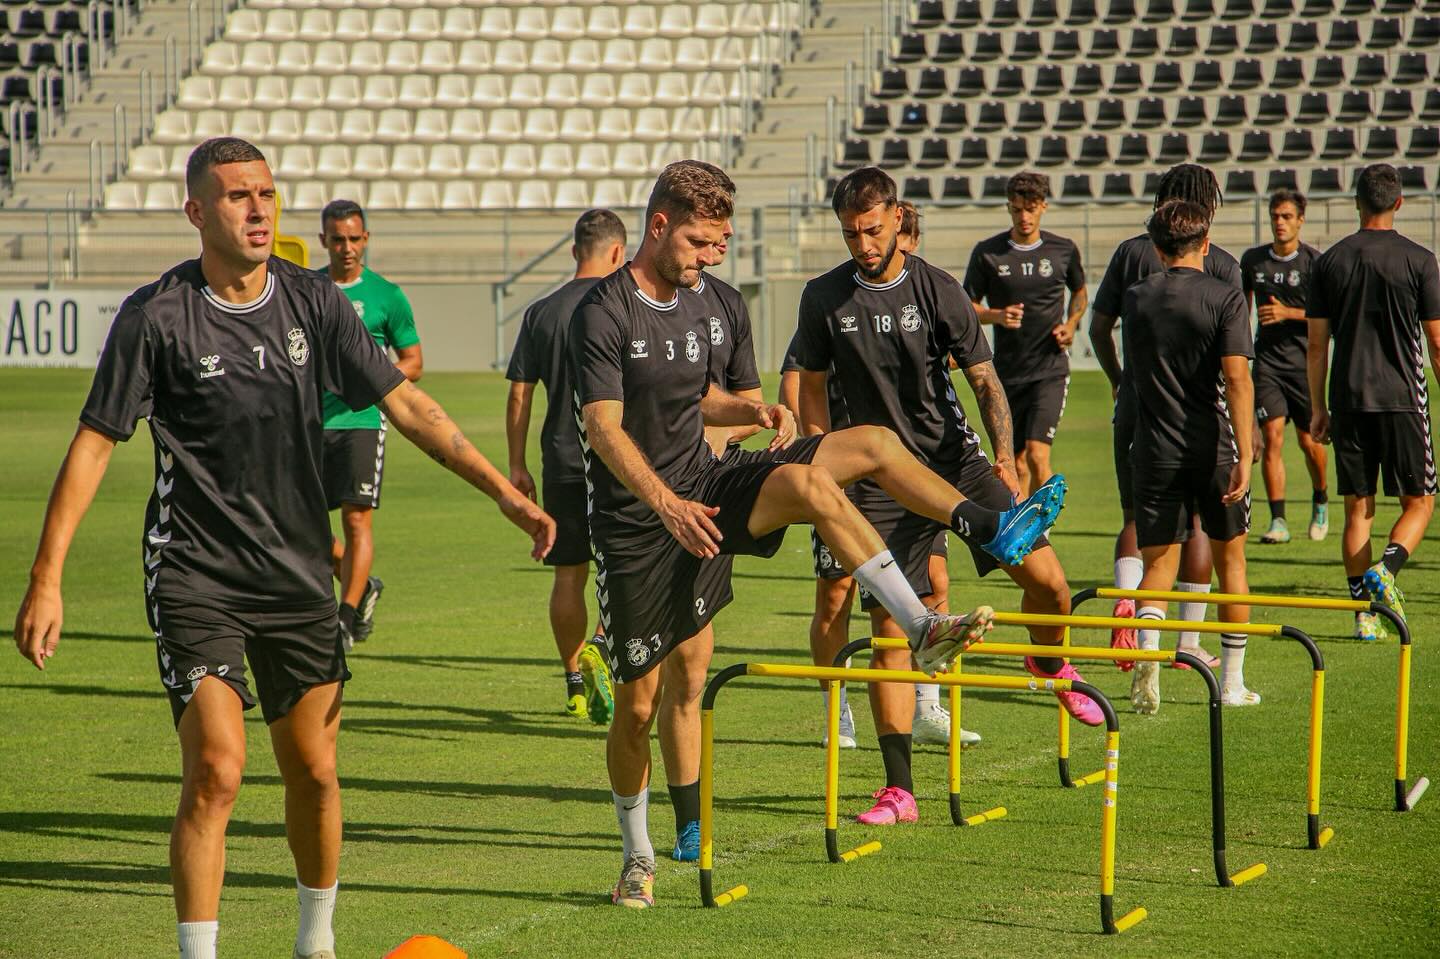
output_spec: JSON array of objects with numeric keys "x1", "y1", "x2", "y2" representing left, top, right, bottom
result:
[
  {"x1": 1084, "y1": 586, "x2": 1370, "y2": 613},
  {"x1": 1308, "y1": 669, "x2": 1329, "y2": 849},
  {"x1": 990, "y1": 610, "x2": 1285, "y2": 637},
  {"x1": 948, "y1": 676, "x2": 962, "y2": 824},
  {"x1": 1099, "y1": 729, "x2": 1147, "y2": 934},
  {"x1": 700, "y1": 707, "x2": 718, "y2": 902}
]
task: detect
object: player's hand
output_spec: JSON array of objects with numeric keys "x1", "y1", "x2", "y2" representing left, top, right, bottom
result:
[
  {"x1": 499, "y1": 494, "x2": 555, "y2": 561},
  {"x1": 14, "y1": 580, "x2": 62, "y2": 670},
  {"x1": 759, "y1": 403, "x2": 797, "y2": 450},
  {"x1": 993, "y1": 459, "x2": 1022, "y2": 499},
  {"x1": 508, "y1": 466, "x2": 537, "y2": 502},
  {"x1": 659, "y1": 494, "x2": 723, "y2": 559},
  {"x1": 1223, "y1": 459, "x2": 1252, "y2": 505},
  {"x1": 1310, "y1": 409, "x2": 1331, "y2": 444},
  {"x1": 1001, "y1": 305, "x2": 1024, "y2": 329},
  {"x1": 1257, "y1": 303, "x2": 1283, "y2": 324},
  {"x1": 1051, "y1": 324, "x2": 1076, "y2": 349}
]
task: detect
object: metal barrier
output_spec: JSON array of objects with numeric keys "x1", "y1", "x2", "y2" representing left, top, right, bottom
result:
[
  {"x1": 700, "y1": 661, "x2": 1146, "y2": 934},
  {"x1": 1073, "y1": 587, "x2": 1428, "y2": 814}
]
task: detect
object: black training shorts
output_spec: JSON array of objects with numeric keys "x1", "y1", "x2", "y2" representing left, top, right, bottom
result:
[
  {"x1": 148, "y1": 596, "x2": 349, "y2": 726},
  {"x1": 1006, "y1": 374, "x2": 1070, "y2": 447},
  {"x1": 1112, "y1": 388, "x2": 1137, "y2": 512},
  {"x1": 1133, "y1": 462, "x2": 1251, "y2": 548},
  {"x1": 1332, "y1": 411, "x2": 1438, "y2": 498},
  {"x1": 543, "y1": 479, "x2": 592, "y2": 567},
  {"x1": 812, "y1": 525, "x2": 946, "y2": 580},
  {"x1": 595, "y1": 435, "x2": 826, "y2": 684},
  {"x1": 322, "y1": 424, "x2": 387, "y2": 510},
  {"x1": 1254, "y1": 361, "x2": 1313, "y2": 430}
]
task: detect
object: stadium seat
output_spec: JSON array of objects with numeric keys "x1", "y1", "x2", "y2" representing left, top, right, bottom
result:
[
  {"x1": 1102, "y1": 172, "x2": 1134, "y2": 198},
  {"x1": 315, "y1": 143, "x2": 351, "y2": 179},
  {"x1": 1230, "y1": 58, "x2": 1263, "y2": 89},
  {"x1": 1050, "y1": 30, "x2": 1082, "y2": 58},
  {"x1": 991, "y1": 0, "x2": 1022, "y2": 27},
  {"x1": 1199, "y1": 131, "x2": 1232, "y2": 162},
  {"x1": 952, "y1": 0, "x2": 985, "y2": 27},
  {"x1": 575, "y1": 141, "x2": 611, "y2": 176},
  {"x1": 509, "y1": 74, "x2": 544, "y2": 108},
  {"x1": 413, "y1": 108, "x2": 449, "y2": 143},
  {"x1": 1285, "y1": 22, "x2": 1318, "y2": 52},
  {"x1": 1379, "y1": 89, "x2": 1415, "y2": 121},
  {"x1": 1393, "y1": 52, "x2": 1432, "y2": 85},
  {"x1": 902, "y1": 175, "x2": 934, "y2": 201},
  {"x1": 1066, "y1": 0, "x2": 1100, "y2": 24},
  {"x1": 311, "y1": 42, "x2": 348, "y2": 74},
  {"x1": 252, "y1": 76, "x2": 288, "y2": 110},
  {"x1": 1036, "y1": 135, "x2": 1068, "y2": 165},
  {"x1": 1032, "y1": 0, "x2": 1062, "y2": 24},
  {"x1": 1089, "y1": 29, "x2": 1121, "y2": 57},
  {"x1": 1266, "y1": 168, "x2": 1299, "y2": 192},
  {"x1": 1206, "y1": 24, "x2": 1238, "y2": 55},
  {"x1": 276, "y1": 144, "x2": 315, "y2": 179},
  {"x1": 143, "y1": 181, "x2": 181, "y2": 210},
  {"x1": 1094, "y1": 98, "x2": 1126, "y2": 128},
  {"x1": 1255, "y1": 94, "x2": 1288, "y2": 125},
  {"x1": 1351, "y1": 55, "x2": 1387, "y2": 85},
  {"x1": 933, "y1": 31, "x2": 966, "y2": 61},
  {"x1": 992, "y1": 67, "x2": 1024, "y2": 96},
  {"x1": 973, "y1": 101, "x2": 1005, "y2": 133},
  {"x1": 177, "y1": 76, "x2": 216, "y2": 110},
  {"x1": 105, "y1": 181, "x2": 143, "y2": 209},
  {"x1": 1221, "y1": 0, "x2": 1255, "y2": 15},
  {"x1": 953, "y1": 67, "x2": 985, "y2": 98},
  {"x1": 266, "y1": 109, "x2": 303, "y2": 144},
  {"x1": 153, "y1": 111, "x2": 193, "y2": 144},
  {"x1": 1237, "y1": 130, "x2": 1272, "y2": 161},
  {"x1": 368, "y1": 180, "x2": 403, "y2": 210},
  {"x1": 1111, "y1": 63, "x2": 1143, "y2": 95},
  {"x1": 1369, "y1": 17, "x2": 1403, "y2": 48},
  {"x1": 1031, "y1": 65, "x2": 1064, "y2": 96},
  {"x1": 1054, "y1": 99, "x2": 1087, "y2": 129},
  {"x1": 916, "y1": 67, "x2": 948, "y2": 98},
  {"x1": 1364, "y1": 126, "x2": 1399, "y2": 159},
  {"x1": 996, "y1": 136, "x2": 1028, "y2": 167},
  {"x1": 1246, "y1": 22, "x2": 1279, "y2": 53},
  {"x1": 1224, "y1": 170, "x2": 1257, "y2": 197},
  {"x1": 325, "y1": 75, "x2": 361, "y2": 109},
  {"x1": 1061, "y1": 173, "x2": 1093, "y2": 198},
  {"x1": 362, "y1": 75, "x2": 398, "y2": 109},
  {"x1": 1071, "y1": 64, "x2": 1103, "y2": 95},
  {"x1": 893, "y1": 32, "x2": 927, "y2": 63},
  {"x1": 1190, "y1": 59, "x2": 1223, "y2": 90},
  {"x1": 898, "y1": 101, "x2": 931, "y2": 133},
  {"x1": 1012, "y1": 31, "x2": 1043, "y2": 60},
  {"x1": 981, "y1": 175, "x2": 1010, "y2": 199},
  {"x1": 955, "y1": 137, "x2": 989, "y2": 167},
  {"x1": 1407, "y1": 125, "x2": 1440, "y2": 158},
  {"x1": 1413, "y1": 17, "x2": 1440, "y2": 46},
  {"x1": 377, "y1": 109, "x2": 416, "y2": 143},
  {"x1": 1168, "y1": 27, "x2": 1198, "y2": 56},
  {"x1": 1337, "y1": 90, "x2": 1372, "y2": 123},
  {"x1": 128, "y1": 145, "x2": 167, "y2": 179},
  {"x1": 939, "y1": 175, "x2": 973, "y2": 203},
  {"x1": 1309, "y1": 167, "x2": 1344, "y2": 194},
  {"x1": 1296, "y1": 92, "x2": 1330, "y2": 124},
  {"x1": 1077, "y1": 134, "x2": 1110, "y2": 165},
  {"x1": 973, "y1": 32, "x2": 1003, "y2": 61},
  {"x1": 1129, "y1": 27, "x2": 1159, "y2": 56},
  {"x1": 1116, "y1": 133, "x2": 1149, "y2": 164},
  {"x1": 935, "y1": 102, "x2": 967, "y2": 132},
  {"x1": 1278, "y1": 129, "x2": 1314, "y2": 161},
  {"x1": 595, "y1": 107, "x2": 631, "y2": 141},
  {"x1": 1015, "y1": 100, "x2": 1047, "y2": 130},
  {"x1": 1174, "y1": 96, "x2": 1208, "y2": 126},
  {"x1": 879, "y1": 137, "x2": 911, "y2": 168},
  {"x1": 1320, "y1": 128, "x2": 1356, "y2": 159},
  {"x1": 1311, "y1": 57, "x2": 1346, "y2": 87},
  {"x1": 370, "y1": 9, "x2": 406, "y2": 42},
  {"x1": 333, "y1": 9, "x2": 368, "y2": 42}
]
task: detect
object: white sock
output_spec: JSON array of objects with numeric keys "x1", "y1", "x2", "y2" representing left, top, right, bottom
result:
[
  {"x1": 613, "y1": 789, "x2": 654, "y2": 862},
  {"x1": 1221, "y1": 633, "x2": 1247, "y2": 687},
  {"x1": 1114, "y1": 556, "x2": 1144, "y2": 591},
  {"x1": 178, "y1": 921, "x2": 218, "y2": 959},
  {"x1": 915, "y1": 683, "x2": 940, "y2": 706},
  {"x1": 1176, "y1": 581, "x2": 1211, "y2": 649},
  {"x1": 295, "y1": 880, "x2": 337, "y2": 955},
  {"x1": 852, "y1": 551, "x2": 931, "y2": 644},
  {"x1": 822, "y1": 681, "x2": 851, "y2": 716},
  {"x1": 1137, "y1": 605, "x2": 1164, "y2": 652}
]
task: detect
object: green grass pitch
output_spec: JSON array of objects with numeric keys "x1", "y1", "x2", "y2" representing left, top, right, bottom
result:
[{"x1": 1, "y1": 369, "x2": 1437, "y2": 958}]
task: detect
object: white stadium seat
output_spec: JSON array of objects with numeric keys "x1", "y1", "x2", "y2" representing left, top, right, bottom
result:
[
  {"x1": 376, "y1": 109, "x2": 416, "y2": 143},
  {"x1": 353, "y1": 143, "x2": 391, "y2": 178},
  {"x1": 368, "y1": 180, "x2": 403, "y2": 210},
  {"x1": 633, "y1": 108, "x2": 670, "y2": 142},
  {"x1": 339, "y1": 109, "x2": 375, "y2": 141},
  {"x1": 201, "y1": 42, "x2": 239, "y2": 75},
  {"x1": 691, "y1": 72, "x2": 726, "y2": 107},
  {"x1": 390, "y1": 144, "x2": 427, "y2": 178},
  {"x1": 153, "y1": 111, "x2": 194, "y2": 144},
  {"x1": 694, "y1": 4, "x2": 730, "y2": 38},
  {"x1": 397, "y1": 75, "x2": 435, "y2": 109},
  {"x1": 193, "y1": 110, "x2": 230, "y2": 140},
  {"x1": 407, "y1": 8, "x2": 442, "y2": 40},
  {"x1": 612, "y1": 142, "x2": 649, "y2": 174},
  {"x1": 544, "y1": 74, "x2": 580, "y2": 108},
  {"x1": 538, "y1": 142, "x2": 576, "y2": 177},
  {"x1": 290, "y1": 76, "x2": 325, "y2": 110},
  {"x1": 559, "y1": 108, "x2": 597, "y2": 141},
  {"x1": 509, "y1": 74, "x2": 544, "y2": 109},
  {"x1": 252, "y1": 76, "x2": 288, "y2": 110},
  {"x1": 478, "y1": 8, "x2": 515, "y2": 40},
  {"x1": 523, "y1": 108, "x2": 559, "y2": 140},
  {"x1": 230, "y1": 109, "x2": 267, "y2": 141},
  {"x1": 578, "y1": 73, "x2": 616, "y2": 107},
  {"x1": 590, "y1": 179, "x2": 628, "y2": 208},
  {"x1": 440, "y1": 8, "x2": 477, "y2": 40},
  {"x1": 413, "y1": 109, "x2": 450, "y2": 143},
  {"x1": 370, "y1": 9, "x2": 406, "y2": 42},
  {"x1": 616, "y1": 74, "x2": 653, "y2": 108},
  {"x1": 622, "y1": 6, "x2": 658, "y2": 39},
  {"x1": 595, "y1": 107, "x2": 633, "y2": 141},
  {"x1": 315, "y1": 144, "x2": 352, "y2": 179},
  {"x1": 472, "y1": 75, "x2": 508, "y2": 107},
  {"x1": 330, "y1": 180, "x2": 368, "y2": 207},
  {"x1": 275, "y1": 41, "x2": 313, "y2": 74},
  {"x1": 405, "y1": 181, "x2": 441, "y2": 210},
  {"x1": 575, "y1": 142, "x2": 611, "y2": 176},
  {"x1": 639, "y1": 38, "x2": 676, "y2": 71},
  {"x1": 627, "y1": 178, "x2": 651, "y2": 206},
  {"x1": 516, "y1": 181, "x2": 553, "y2": 209},
  {"x1": 674, "y1": 37, "x2": 711, "y2": 70},
  {"x1": 601, "y1": 38, "x2": 638, "y2": 72},
  {"x1": 128, "y1": 145, "x2": 167, "y2": 179},
  {"x1": 457, "y1": 40, "x2": 492, "y2": 73},
  {"x1": 385, "y1": 41, "x2": 420, "y2": 74},
  {"x1": 657, "y1": 6, "x2": 695, "y2": 39},
  {"x1": 441, "y1": 180, "x2": 477, "y2": 210},
  {"x1": 166, "y1": 146, "x2": 189, "y2": 177},
  {"x1": 276, "y1": 145, "x2": 315, "y2": 179},
  {"x1": 333, "y1": 8, "x2": 368, "y2": 41},
  {"x1": 502, "y1": 143, "x2": 538, "y2": 177},
  {"x1": 426, "y1": 143, "x2": 464, "y2": 177},
  {"x1": 362, "y1": 75, "x2": 398, "y2": 109},
  {"x1": 554, "y1": 179, "x2": 590, "y2": 208},
  {"x1": 298, "y1": 9, "x2": 333, "y2": 42},
  {"x1": 311, "y1": 42, "x2": 348, "y2": 74},
  {"x1": 478, "y1": 181, "x2": 515, "y2": 210},
  {"x1": 419, "y1": 40, "x2": 457, "y2": 74},
  {"x1": 105, "y1": 182, "x2": 143, "y2": 209},
  {"x1": 176, "y1": 76, "x2": 216, "y2": 111},
  {"x1": 586, "y1": 7, "x2": 622, "y2": 39},
  {"x1": 731, "y1": 3, "x2": 765, "y2": 38},
  {"x1": 143, "y1": 181, "x2": 182, "y2": 211},
  {"x1": 449, "y1": 110, "x2": 486, "y2": 143},
  {"x1": 292, "y1": 181, "x2": 330, "y2": 210},
  {"x1": 529, "y1": 39, "x2": 566, "y2": 73},
  {"x1": 487, "y1": 108, "x2": 523, "y2": 142},
  {"x1": 325, "y1": 76, "x2": 361, "y2": 109},
  {"x1": 219, "y1": 75, "x2": 255, "y2": 110},
  {"x1": 465, "y1": 144, "x2": 500, "y2": 177},
  {"x1": 514, "y1": 8, "x2": 550, "y2": 41},
  {"x1": 566, "y1": 38, "x2": 602, "y2": 72},
  {"x1": 550, "y1": 7, "x2": 585, "y2": 40},
  {"x1": 348, "y1": 41, "x2": 384, "y2": 74},
  {"x1": 434, "y1": 74, "x2": 471, "y2": 108},
  {"x1": 669, "y1": 107, "x2": 706, "y2": 141},
  {"x1": 226, "y1": 9, "x2": 263, "y2": 42},
  {"x1": 266, "y1": 109, "x2": 304, "y2": 144},
  {"x1": 654, "y1": 72, "x2": 690, "y2": 108},
  {"x1": 262, "y1": 9, "x2": 300, "y2": 41},
  {"x1": 240, "y1": 42, "x2": 276, "y2": 74}
]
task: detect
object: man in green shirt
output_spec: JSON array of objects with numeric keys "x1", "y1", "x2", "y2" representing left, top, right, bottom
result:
[{"x1": 318, "y1": 199, "x2": 423, "y2": 647}]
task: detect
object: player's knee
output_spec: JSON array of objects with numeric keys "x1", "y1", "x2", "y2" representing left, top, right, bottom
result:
[
  {"x1": 186, "y1": 752, "x2": 245, "y2": 810},
  {"x1": 791, "y1": 464, "x2": 845, "y2": 512},
  {"x1": 612, "y1": 690, "x2": 656, "y2": 735}
]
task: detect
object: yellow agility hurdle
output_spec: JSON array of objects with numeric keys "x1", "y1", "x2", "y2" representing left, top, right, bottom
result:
[
  {"x1": 699, "y1": 662, "x2": 1147, "y2": 935},
  {"x1": 1073, "y1": 586, "x2": 1428, "y2": 814}
]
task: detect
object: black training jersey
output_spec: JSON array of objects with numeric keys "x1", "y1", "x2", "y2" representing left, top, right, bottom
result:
[
  {"x1": 79, "y1": 257, "x2": 406, "y2": 608},
  {"x1": 1241, "y1": 242, "x2": 1319, "y2": 374},
  {"x1": 1094, "y1": 234, "x2": 1242, "y2": 320},
  {"x1": 1307, "y1": 229, "x2": 1440, "y2": 414},
  {"x1": 962, "y1": 229, "x2": 1085, "y2": 385},
  {"x1": 689, "y1": 274, "x2": 762, "y2": 394},
  {"x1": 781, "y1": 339, "x2": 851, "y2": 430},
  {"x1": 570, "y1": 265, "x2": 715, "y2": 549},
  {"x1": 506, "y1": 276, "x2": 601, "y2": 485},
  {"x1": 789, "y1": 254, "x2": 991, "y2": 473},
  {"x1": 1122, "y1": 267, "x2": 1254, "y2": 468}
]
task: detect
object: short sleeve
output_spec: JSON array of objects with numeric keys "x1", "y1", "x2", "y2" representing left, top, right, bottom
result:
[
  {"x1": 961, "y1": 244, "x2": 989, "y2": 302},
  {"x1": 1217, "y1": 289, "x2": 1255, "y2": 359},
  {"x1": 384, "y1": 286, "x2": 420, "y2": 349},
  {"x1": 1239, "y1": 250, "x2": 1257, "y2": 298},
  {"x1": 78, "y1": 302, "x2": 154, "y2": 441},
  {"x1": 1417, "y1": 253, "x2": 1440, "y2": 321},
  {"x1": 721, "y1": 295, "x2": 762, "y2": 392},
  {"x1": 1212, "y1": 249, "x2": 1243, "y2": 290},
  {"x1": 1306, "y1": 254, "x2": 1330, "y2": 320},
  {"x1": 505, "y1": 306, "x2": 539, "y2": 383},
  {"x1": 571, "y1": 299, "x2": 626, "y2": 405},
  {"x1": 932, "y1": 274, "x2": 992, "y2": 370},
  {"x1": 780, "y1": 332, "x2": 803, "y2": 374},
  {"x1": 1093, "y1": 246, "x2": 1129, "y2": 318},
  {"x1": 319, "y1": 281, "x2": 406, "y2": 411},
  {"x1": 788, "y1": 284, "x2": 834, "y2": 372},
  {"x1": 1065, "y1": 241, "x2": 1086, "y2": 292}
]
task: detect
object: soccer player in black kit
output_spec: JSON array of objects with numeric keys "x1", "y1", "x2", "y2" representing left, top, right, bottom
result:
[
  {"x1": 789, "y1": 167, "x2": 1101, "y2": 827},
  {"x1": 12, "y1": 138, "x2": 555, "y2": 959},
  {"x1": 1090, "y1": 164, "x2": 1241, "y2": 671},
  {"x1": 964, "y1": 171, "x2": 1088, "y2": 497},
  {"x1": 1306, "y1": 163, "x2": 1440, "y2": 642},
  {"x1": 507, "y1": 208, "x2": 627, "y2": 724},
  {"x1": 574, "y1": 161, "x2": 1064, "y2": 908},
  {"x1": 1122, "y1": 199, "x2": 1259, "y2": 714},
  {"x1": 1241, "y1": 189, "x2": 1329, "y2": 545}
]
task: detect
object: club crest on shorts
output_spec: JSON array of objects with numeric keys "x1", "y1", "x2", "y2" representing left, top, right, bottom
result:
[
  {"x1": 186, "y1": 665, "x2": 207, "y2": 681},
  {"x1": 626, "y1": 635, "x2": 658, "y2": 667},
  {"x1": 287, "y1": 328, "x2": 310, "y2": 366},
  {"x1": 709, "y1": 316, "x2": 724, "y2": 345},
  {"x1": 685, "y1": 331, "x2": 700, "y2": 363},
  {"x1": 1039, "y1": 258, "x2": 1054, "y2": 278},
  {"x1": 818, "y1": 544, "x2": 834, "y2": 569},
  {"x1": 899, "y1": 304, "x2": 922, "y2": 333}
]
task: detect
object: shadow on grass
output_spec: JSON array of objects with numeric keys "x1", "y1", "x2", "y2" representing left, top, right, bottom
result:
[
  {"x1": 0, "y1": 682, "x2": 158, "y2": 701},
  {"x1": 53, "y1": 630, "x2": 153, "y2": 643},
  {"x1": 99, "y1": 772, "x2": 615, "y2": 805},
  {"x1": 357, "y1": 652, "x2": 558, "y2": 670}
]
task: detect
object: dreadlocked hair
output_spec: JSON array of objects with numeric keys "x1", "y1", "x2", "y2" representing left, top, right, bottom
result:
[{"x1": 1151, "y1": 164, "x2": 1222, "y2": 222}]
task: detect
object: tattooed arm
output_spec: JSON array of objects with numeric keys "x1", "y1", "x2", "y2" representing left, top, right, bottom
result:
[
  {"x1": 961, "y1": 360, "x2": 1022, "y2": 499},
  {"x1": 379, "y1": 380, "x2": 555, "y2": 559}
]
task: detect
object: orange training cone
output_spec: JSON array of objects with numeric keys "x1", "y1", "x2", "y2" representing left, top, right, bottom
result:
[{"x1": 384, "y1": 935, "x2": 467, "y2": 959}]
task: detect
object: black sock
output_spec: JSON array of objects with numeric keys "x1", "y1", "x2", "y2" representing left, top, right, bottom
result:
[
  {"x1": 1312, "y1": 488, "x2": 1328, "y2": 505},
  {"x1": 1382, "y1": 543, "x2": 1410, "y2": 577},
  {"x1": 1347, "y1": 576, "x2": 1366, "y2": 601},
  {"x1": 951, "y1": 500, "x2": 999, "y2": 545},
  {"x1": 338, "y1": 603, "x2": 357, "y2": 632},
  {"x1": 668, "y1": 781, "x2": 701, "y2": 831},
  {"x1": 878, "y1": 733, "x2": 914, "y2": 794},
  {"x1": 1269, "y1": 499, "x2": 1286, "y2": 521},
  {"x1": 565, "y1": 671, "x2": 584, "y2": 698},
  {"x1": 1032, "y1": 655, "x2": 1065, "y2": 676}
]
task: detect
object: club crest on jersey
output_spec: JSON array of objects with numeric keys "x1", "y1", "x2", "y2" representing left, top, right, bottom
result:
[
  {"x1": 900, "y1": 304, "x2": 922, "y2": 333},
  {"x1": 630, "y1": 339, "x2": 648, "y2": 358},
  {"x1": 199, "y1": 354, "x2": 225, "y2": 378},
  {"x1": 626, "y1": 635, "x2": 658, "y2": 667},
  {"x1": 685, "y1": 331, "x2": 700, "y2": 363},
  {"x1": 840, "y1": 315, "x2": 859, "y2": 333},
  {"x1": 1039, "y1": 258, "x2": 1054, "y2": 278},
  {"x1": 287, "y1": 328, "x2": 310, "y2": 366},
  {"x1": 353, "y1": 301, "x2": 366, "y2": 320},
  {"x1": 709, "y1": 316, "x2": 724, "y2": 345},
  {"x1": 1288, "y1": 270, "x2": 1301, "y2": 286}
]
